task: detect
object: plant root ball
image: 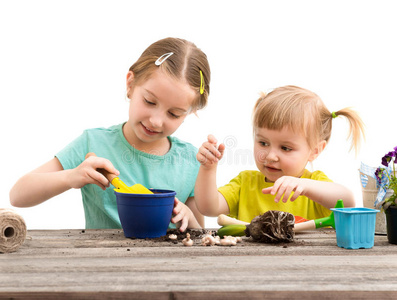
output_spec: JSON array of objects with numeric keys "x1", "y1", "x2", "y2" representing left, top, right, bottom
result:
[{"x1": 245, "y1": 210, "x2": 295, "y2": 243}]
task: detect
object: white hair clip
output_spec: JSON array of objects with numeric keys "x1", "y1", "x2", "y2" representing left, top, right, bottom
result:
[{"x1": 155, "y1": 52, "x2": 174, "y2": 66}]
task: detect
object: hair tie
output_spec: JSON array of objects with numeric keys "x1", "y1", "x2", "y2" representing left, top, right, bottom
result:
[
  {"x1": 199, "y1": 70, "x2": 204, "y2": 95},
  {"x1": 331, "y1": 112, "x2": 338, "y2": 119}
]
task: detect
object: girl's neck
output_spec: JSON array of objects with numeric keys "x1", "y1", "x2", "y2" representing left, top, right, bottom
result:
[{"x1": 122, "y1": 123, "x2": 171, "y2": 156}]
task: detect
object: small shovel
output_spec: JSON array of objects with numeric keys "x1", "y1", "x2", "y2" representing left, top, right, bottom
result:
[
  {"x1": 85, "y1": 153, "x2": 152, "y2": 194},
  {"x1": 294, "y1": 199, "x2": 344, "y2": 231},
  {"x1": 217, "y1": 199, "x2": 344, "y2": 232}
]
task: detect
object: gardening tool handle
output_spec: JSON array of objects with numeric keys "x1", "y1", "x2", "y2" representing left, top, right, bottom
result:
[
  {"x1": 85, "y1": 152, "x2": 118, "y2": 182},
  {"x1": 217, "y1": 214, "x2": 250, "y2": 226},
  {"x1": 293, "y1": 220, "x2": 316, "y2": 232}
]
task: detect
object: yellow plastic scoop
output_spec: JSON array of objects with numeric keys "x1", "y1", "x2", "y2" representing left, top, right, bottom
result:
[
  {"x1": 112, "y1": 179, "x2": 152, "y2": 194},
  {"x1": 85, "y1": 153, "x2": 152, "y2": 194}
]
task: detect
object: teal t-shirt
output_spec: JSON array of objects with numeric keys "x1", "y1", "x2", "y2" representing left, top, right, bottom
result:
[{"x1": 56, "y1": 123, "x2": 200, "y2": 229}]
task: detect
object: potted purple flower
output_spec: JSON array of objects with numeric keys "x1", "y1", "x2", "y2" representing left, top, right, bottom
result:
[{"x1": 376, "y1": 146, "x2": 397, "y2": 244}]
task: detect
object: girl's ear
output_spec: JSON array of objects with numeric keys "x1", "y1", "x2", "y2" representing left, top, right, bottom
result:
[
  {"x1": 309, "y1": 140, "x2": 327, "y2": 162},
  {"x1": 126, "y1": 71, "x2": 135, "y2": 96}
]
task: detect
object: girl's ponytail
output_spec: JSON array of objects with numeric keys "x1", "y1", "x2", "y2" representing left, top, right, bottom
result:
[{"x1": 331, "y1": 108, "x2": 365, "y2": 155}]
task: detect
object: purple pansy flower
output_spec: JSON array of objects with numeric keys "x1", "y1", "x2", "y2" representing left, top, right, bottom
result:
[
  {"x1": 379, "y1": 146, "x2": 397, "y2": 209},
  {"x1": 382, "y1": 151, "x2": 396, "y2": 167},
  {"x1": 375, "y1": 167, "x2": 383, "y2": 185}
]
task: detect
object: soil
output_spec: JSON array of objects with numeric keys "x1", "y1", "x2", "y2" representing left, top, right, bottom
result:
[
  {"x1": 146, "y1": 227, "x2": 305, "y2": 247},
  {"x1": 77, "y1": 228, "x2": 306, "y2": 248},
  {"x1": 155, "y1": 228, "x2": 307, "y2": 247}
]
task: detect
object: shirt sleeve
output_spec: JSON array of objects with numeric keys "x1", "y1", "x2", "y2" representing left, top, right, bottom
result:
[
  {"x1": 310, "y1": 170, "x2": 333, "y2": 182},
  {"x1": 218, "y1": 173, "x2": 242, "y2": 218},
  {"x1": 55, "y1": 131, "x2": 89, "y2": 170}
]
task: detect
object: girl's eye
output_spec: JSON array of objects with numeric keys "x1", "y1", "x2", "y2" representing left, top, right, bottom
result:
[
  {"x1": 168, "y1": 112, "x2": 181, "y2": 119},
  {"x1": 282, "y1": 146, "x2": 292, "y2": 152},
  {"x1": 259, "y1": 141, "x2": 268, "y2": 147},
  {"x1": 144, "y1": 99, "x2": 155, "y2": 105}
]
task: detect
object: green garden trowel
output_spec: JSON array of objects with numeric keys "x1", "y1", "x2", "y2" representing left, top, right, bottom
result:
[{"x1": 292, "y1": 199, "x2": 344, "y2": 231}]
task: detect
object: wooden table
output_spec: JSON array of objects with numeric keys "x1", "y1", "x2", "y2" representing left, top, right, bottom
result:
[{"x1": 1, "y1": 229, "x2": 397, "y2": 299}]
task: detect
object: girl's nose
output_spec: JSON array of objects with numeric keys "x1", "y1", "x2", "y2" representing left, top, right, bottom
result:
[
  {"x1": 266, "y1": 148, "x2": 279, "y2": 162},
  {"x1": 149, "y1": 112, "x2": 164, "y2": 128}
]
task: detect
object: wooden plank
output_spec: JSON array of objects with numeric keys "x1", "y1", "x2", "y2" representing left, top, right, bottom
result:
[
  {"x1": 2, "y1": 255, "x2": 397, "y2": 292},
  {"x1": 7, "y1": 229, "x2": 392, "y2": 258},
  {"x1": 1, "y1": 291, "x2": 396, "y2": 300},
  {"x1": 4, "y1": 243, "x2": 394, "y2": 259},
  {"x1": 0, "y1": 291, "x2": 396, "y2": 300},
  {"x1": 1, "y1": 229, "x2": 397, "y2": 296}
]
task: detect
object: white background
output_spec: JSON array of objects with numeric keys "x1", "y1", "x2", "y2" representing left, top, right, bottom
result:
[{"x1": 1, "y1": 0, "x2": 396, "y2": 229}]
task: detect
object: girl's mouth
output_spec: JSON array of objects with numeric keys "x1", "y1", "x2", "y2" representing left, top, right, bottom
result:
[
  {"x1": 265, "y1": 165, "x2": 281, "y2": 173},
  {"x1": 141, "y1": 123, "x2": 161, "y2": 136}
]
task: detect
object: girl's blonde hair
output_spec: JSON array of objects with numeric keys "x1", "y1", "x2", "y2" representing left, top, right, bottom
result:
[
  {"x1": 253, "y1": 85, "x2": 365, "y2": 154},
  {"x1": 128, "y1": 37, "x2": 210, "y2": 112}
]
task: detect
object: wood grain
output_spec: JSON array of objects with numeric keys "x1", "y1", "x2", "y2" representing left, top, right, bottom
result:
[{"x1": 1, "y1": 229, "x2": 396, "y2": 299}]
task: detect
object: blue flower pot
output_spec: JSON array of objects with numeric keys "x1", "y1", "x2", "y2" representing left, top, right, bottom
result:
[
  {"x1": 115, "y1": 189, "x2": 176, "y2": 239},
  {"x1": 331, "y1": 207, "x2": 379, "y2": 249}
]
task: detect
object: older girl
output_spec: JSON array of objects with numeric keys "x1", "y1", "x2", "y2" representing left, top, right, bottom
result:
[{"x1": 10, "y1": 37, "x2": 210, "y2": 231}]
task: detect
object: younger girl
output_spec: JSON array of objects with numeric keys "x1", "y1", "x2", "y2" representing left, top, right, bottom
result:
[
  {"x1": 194, "y1": 85, "x2": 365, "y2": 222},
  {"x1": 10, "y1": 37, "x2": 211, "y2": 232}
]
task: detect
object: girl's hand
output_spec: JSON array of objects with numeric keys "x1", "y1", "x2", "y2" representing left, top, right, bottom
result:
[
  {"x1": 196, "y1": 134, "x2": 225, "y2": 169},
  {"x1": 172, "y1": 198, "x2": 194, "y2": 232},
  {"x1": 68, "y1": 154, "x2": 120, "y2": 190},
  {"x1": 262, "y1": 176, "x2": 305, "y2": 203}
]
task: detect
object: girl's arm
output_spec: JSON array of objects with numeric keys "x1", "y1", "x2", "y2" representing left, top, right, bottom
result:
[
  {"x1": 194, "y1": 135, "x2": 229, "y2": 217},
  {"x1": 300, "y1": 179, "x2": 355, "y2": 208},
  {"x1": 262, "y1": 176, "x2": 355, "y2": 209},
  {"x1": 185, "y1": 197, "x2": 205, "y2": 228},
  {"x1": 10, "y1": 156, "x2": 119, "y2": 207}
]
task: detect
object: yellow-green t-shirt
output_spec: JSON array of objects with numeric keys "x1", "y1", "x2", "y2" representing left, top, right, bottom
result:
[{"x1": 218, "y1": 169, "x2": 332, "y2": 222}]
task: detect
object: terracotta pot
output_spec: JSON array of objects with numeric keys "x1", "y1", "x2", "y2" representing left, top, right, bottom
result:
[{"x1": 385, "y1": 205, "x2": 397, "y2": 244}]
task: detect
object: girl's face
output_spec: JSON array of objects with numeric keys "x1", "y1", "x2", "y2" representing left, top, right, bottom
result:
[
  {"x1": 254, "y1": 126, "x2": 323, "y2": 182},
  {"x1": 124, "y1": 69, "x2": 196, "y2": 152}
]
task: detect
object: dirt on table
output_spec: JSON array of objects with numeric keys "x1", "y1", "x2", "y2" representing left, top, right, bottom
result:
[
  {"x1": 143, "y1": 228, "x2": 305, "y2": 247},
  {"x1": 76, "y1": 228, "x2": 306, "y2": 248},
  {"x1": 153, "y1": 229, "x2": 214, "y2": 244}
]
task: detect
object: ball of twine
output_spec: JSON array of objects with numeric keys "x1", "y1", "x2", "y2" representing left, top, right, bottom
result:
[{"x1": 0, "y1": 208, "x2": 27, "y2": 253}]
